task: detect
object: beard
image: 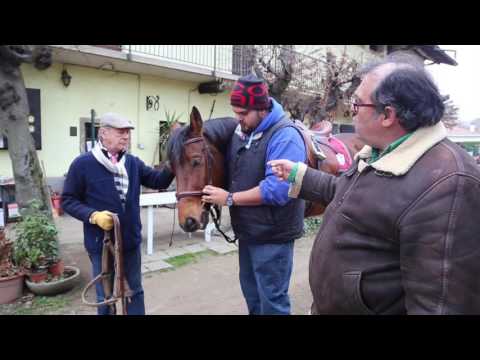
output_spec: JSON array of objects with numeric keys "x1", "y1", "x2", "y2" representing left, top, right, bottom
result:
[{"x1": 240, "y1": 124, "x2": 253, "y2": 135}]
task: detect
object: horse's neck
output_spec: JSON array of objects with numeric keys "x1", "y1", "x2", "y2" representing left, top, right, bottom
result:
[
  {"x1": 207, "y1": 140, "x2": 226, "y2": 188},
  {"x1": 203, "y1": 117, "x2": 238, "y2": 149}
]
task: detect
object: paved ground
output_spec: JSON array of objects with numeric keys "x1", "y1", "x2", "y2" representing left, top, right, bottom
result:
[{"x1": 1, "y1": 206, "x2": 314, "y2": 315}]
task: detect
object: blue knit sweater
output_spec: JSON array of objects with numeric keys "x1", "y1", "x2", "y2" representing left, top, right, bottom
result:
[{"x1": 62, "y1": 152, "x2": 174, "y2": 254}]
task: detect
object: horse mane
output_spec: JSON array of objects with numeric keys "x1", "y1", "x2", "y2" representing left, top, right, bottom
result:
[{"x1": 167, "y1": 117, "x2": 238, "y2": 164}]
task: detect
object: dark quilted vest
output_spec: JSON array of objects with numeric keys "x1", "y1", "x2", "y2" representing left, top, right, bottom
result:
[{"x1": 228, "y1": 117, "x2": 305, "y2": 244}]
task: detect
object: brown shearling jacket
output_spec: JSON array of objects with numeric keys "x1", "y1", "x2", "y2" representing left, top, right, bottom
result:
[{"x1": 292, "y1": 122, "x2": 480, "y2": 314}]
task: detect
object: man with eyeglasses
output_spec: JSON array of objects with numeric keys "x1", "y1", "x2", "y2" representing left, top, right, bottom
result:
[{"x1": 269, "y1": 55, "x2": 480, "y2": 314}]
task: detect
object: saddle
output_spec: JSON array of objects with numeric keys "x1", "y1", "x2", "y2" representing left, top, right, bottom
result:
[
  {"x1": 292, "y1": 120, "x2": 353, "y2": 172},
  {"x1": 292, "y1": 120, "x2": 326, "y2": 168},
  {"x1": 81, "y1": 214, "x2": 133, "y2": 315},
  {"x1": 316, "y1": 135, "x2": 353, "y2": 172}
]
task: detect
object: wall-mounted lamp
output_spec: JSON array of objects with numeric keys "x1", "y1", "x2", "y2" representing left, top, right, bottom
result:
[{"x1": 61, "y1": 69, "x2": 72, "y2": 87}]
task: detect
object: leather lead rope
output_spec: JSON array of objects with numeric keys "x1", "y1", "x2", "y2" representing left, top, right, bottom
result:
[
  {"x1": 81, "y1": 214, "x2": 133, "y2": 315},
  {"x1": 209, "y1": 205, "x2": 238, "y2": 244}
]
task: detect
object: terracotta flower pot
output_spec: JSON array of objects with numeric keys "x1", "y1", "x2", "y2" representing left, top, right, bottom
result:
[
  {"x1": 25, "y1": 266, "x2": 80, "y2": 296},
  {"x1": 49, "y1": 260, "x2": 65, "y2": 276},
  {"x1": 0, "y1": 273, "x2": 25, "y2": 304},
  {"x1": 29, "y1": 269, "x2": 48, "y2": 283}
]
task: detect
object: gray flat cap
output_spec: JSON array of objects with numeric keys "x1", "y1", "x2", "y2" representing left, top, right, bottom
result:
[{"x1": 99, "y1": 112, "x2": 135, "y2": 129}]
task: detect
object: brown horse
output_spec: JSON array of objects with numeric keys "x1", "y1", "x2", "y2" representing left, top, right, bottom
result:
[
  {"x1": 167, "y1": 106, "x2": 364, "y2": 233},
  {"x1": 167, "y1": 107, "x2": 237, "y2": 233}
]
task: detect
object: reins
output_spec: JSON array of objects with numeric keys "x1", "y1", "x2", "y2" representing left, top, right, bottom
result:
[
  {"x1": 209, "y1": 205, "x2": 238, "y2": 244},
  {"x1": 81, "y1": 214, "x2": 132, "y2": 315}
]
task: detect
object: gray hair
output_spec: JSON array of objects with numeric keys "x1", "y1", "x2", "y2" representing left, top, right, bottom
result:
[{"x1": 357, "y1": 54, "x2": 445, "y2": 132}]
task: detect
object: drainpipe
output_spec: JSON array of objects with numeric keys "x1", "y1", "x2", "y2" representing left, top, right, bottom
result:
[
  {"x1": 136, "y1": 74, "x2": 141, "y2": 151},
  {"x1": 90, "y1": 109, "x2": 96, "y2": 147},
  {"x1": 127, "y1": 45, "x2": 132, "y2": 61},
  {"x1": 213, "y1": 45, "x2": 217, "y2": 78}
]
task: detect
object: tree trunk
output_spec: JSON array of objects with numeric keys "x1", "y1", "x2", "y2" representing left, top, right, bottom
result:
[
  {"x1": 0, "y1": 46, "x2": 52, "y2": 215},
  {"x1": 268, "y1": 45, "x2": 294, "y2": 103}
]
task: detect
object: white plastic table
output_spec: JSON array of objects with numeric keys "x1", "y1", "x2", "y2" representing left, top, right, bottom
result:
[{"x1": 139, "y1": 191, "x2": 215, "y2": 255}]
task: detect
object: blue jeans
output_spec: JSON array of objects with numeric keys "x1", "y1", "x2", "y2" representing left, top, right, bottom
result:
[
  {"x1": 88, "y1": 246, "x2": 145, "y2": 315},
  {"x1": 238, "y1": 240, "x2": 294, "y2": 315}
]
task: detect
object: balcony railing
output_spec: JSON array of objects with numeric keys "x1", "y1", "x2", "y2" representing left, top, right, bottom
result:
[
  {"x1": 122, "y1": 45, "x2": 252, "y2": 77},
  {"x1": 249, "y1": 45, "x2": 328, "y2": 94},
  {"x1": 119, "y1": 45, "x2": 367, "y2": 96}
]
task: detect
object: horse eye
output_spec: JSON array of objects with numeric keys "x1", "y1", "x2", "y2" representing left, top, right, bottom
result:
[{"x1": 191, "y1": 158, "x2": 201, "y2": 167}]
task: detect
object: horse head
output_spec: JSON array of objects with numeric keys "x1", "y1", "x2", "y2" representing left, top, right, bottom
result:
[{"x1": 167, "y1": 106, "x2": 234, "y2": 233}]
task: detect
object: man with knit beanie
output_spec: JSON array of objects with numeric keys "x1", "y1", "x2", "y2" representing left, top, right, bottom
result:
[{"x1": 202, "y1": 74, "x2": 307, "y2": 315}]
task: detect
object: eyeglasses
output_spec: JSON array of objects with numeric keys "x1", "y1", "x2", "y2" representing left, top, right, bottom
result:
[{"x1": 351, "y1": 101, "x2": 377, "y2": 116}]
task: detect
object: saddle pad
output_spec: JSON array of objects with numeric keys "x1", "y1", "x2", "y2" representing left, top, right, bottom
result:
[{"x1": 327, "y1": 135, "x2": 353, "y2": 171}]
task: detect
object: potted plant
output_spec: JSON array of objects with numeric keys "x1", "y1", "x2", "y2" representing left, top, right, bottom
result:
[
  {"x1": 12, "y1": 200, "x2": 80, "y2": 295},
  {"x1": 48, "y1": 257, "x2": 64, "y2": 277},
  {"x1": 12, "y1": 201, "x2": 57, "y2": 282},
  {"x1": 0, "y1": 228, "x2": 25, "y2": 304},
  {"x1": 158, "y1": 108, "x2": 183, "y2": 164}
]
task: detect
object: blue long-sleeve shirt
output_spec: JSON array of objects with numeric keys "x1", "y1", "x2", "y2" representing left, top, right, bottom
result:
[
  {"x1": 260, "y1": 127, "x2": 306, "y2": 205},
  {"x1": 238, "y1": 97, "x2": 307, "y2": 206}
]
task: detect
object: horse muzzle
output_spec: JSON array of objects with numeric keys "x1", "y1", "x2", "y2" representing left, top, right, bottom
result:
[
  {"x1": 182, "y1": 217, "x2": 200, "y2": 233},
  {"x1": 180, "y1": 208, "x2": 209, "y2": 233}
]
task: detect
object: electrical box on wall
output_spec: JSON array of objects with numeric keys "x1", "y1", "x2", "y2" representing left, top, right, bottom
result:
[{"x1": 198, "y1": 81, "x2": 225, "y2": 94}]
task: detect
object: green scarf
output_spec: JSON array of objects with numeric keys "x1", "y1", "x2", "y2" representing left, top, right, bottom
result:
[{"x1": 369, "y1": 133, "x2": 413, "y2": 164}]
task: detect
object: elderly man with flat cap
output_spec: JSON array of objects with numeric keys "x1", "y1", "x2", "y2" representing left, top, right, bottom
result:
[{"x1": 62, "y1": 113, "x2": 174, "y2": 315}]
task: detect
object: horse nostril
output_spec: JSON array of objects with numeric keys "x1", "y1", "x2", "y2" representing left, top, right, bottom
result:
[{"x1": 184, "y1": 217, "x2": 199, "y2": 232}]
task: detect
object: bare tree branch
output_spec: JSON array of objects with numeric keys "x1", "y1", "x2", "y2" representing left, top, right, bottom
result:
[{"x1": 243, "y1": 46, "x2": 360, "y2": 126}]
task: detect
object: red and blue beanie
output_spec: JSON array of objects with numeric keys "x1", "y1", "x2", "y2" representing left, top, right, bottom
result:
[{"x1": 230, "y1": 74, "x2": 270, "y2": 110}]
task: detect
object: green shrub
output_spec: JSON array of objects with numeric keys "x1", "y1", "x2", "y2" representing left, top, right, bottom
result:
[
  {"x1": 304, "y1": 216, "x2": 323, "y2": 235},
  {"x1": 13, "y1": 200, "x2": 59, "y2": 271}
]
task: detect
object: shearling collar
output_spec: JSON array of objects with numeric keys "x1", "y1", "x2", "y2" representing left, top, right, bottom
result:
[{"x1": 355, "y1": 121, "x2": 447, "y2": 176}]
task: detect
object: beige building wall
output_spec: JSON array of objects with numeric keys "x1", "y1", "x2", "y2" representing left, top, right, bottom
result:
[
  {"x1": 0, "y1": 45, "x2": 384, "y2": 179},
  {"x1": 0, "y1": 62, "x2": 232, "y2": 178}
]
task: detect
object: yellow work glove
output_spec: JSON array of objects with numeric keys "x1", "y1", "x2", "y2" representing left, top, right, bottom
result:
[{"x1": 90, "y1": 211, "x2": 114, "y2": 231}]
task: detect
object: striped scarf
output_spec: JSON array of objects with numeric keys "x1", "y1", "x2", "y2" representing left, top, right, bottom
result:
[{"x1": 91, "y1": 142, "x2": 129, "y2": 209}]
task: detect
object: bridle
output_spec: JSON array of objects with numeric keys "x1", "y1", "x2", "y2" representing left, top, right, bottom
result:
[
  {"x1": 175, "y1": 136, "x2": 213, "y2": 201},
  {"x1": 174, "y1": 135, "x2": 237, "y2": 243}
]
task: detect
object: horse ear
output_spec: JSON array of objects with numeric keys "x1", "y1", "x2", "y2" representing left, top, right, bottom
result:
[{"x1": 189, "y1": 106, "x2": 203, "y2": 136}]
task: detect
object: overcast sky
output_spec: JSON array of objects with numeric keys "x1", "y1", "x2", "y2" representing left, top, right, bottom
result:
[{"x1": 427, "y1": 45, "x2": 480, "y2": 123}]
